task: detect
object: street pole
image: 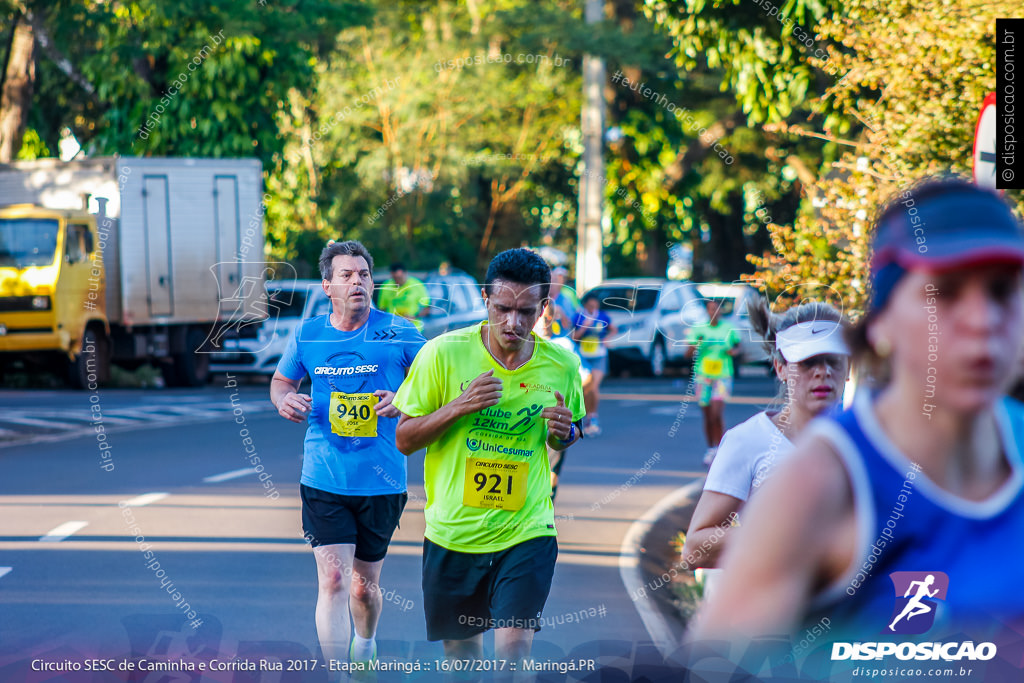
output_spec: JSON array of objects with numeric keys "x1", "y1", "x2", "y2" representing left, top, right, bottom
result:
[{"x1": 576, "y1": 0, "x2": 605, "y2": 294}]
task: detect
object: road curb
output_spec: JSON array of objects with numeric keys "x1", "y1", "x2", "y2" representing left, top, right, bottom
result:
[{"x1": 619, "y1": 478, "x2": 705, "y2": 659}]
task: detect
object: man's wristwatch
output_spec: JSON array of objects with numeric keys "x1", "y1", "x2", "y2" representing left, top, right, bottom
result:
[{"x1": 557, "y1": 422, "x2": 576, "y2": 445}]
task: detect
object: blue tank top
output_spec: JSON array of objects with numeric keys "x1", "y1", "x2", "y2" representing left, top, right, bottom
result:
[{"x1": 805, "y1": 391, "x2": 1024, "y2": 638}]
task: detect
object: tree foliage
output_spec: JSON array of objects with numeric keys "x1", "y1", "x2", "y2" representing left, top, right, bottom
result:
[
  {"x1": 749, "y1": 0, "x2": 1022, "y2": 315},
  {"x1": 3, "y1": 0, "x2": 368, "y2": 165},
  {"x1": 270, "y1": 0, "x2": 586, "y2": 275}
]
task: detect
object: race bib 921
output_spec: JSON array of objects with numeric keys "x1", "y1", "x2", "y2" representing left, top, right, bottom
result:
[{"x1": 463, "y1": 457, "x2": 528, "y2": 511}]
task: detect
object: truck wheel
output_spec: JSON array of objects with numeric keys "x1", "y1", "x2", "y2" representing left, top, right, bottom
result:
[
  {"x1": 169, "y1": 328, "x2": 211, "y2": 387},
  {"x1": 68, "y1": 327, "x2": 110, "y2": 389}
]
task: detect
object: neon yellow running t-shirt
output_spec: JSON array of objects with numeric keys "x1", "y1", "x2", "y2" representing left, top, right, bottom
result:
[
  {"x1": 392, "y1": 322, "x2": 586, "y2": 553},
  {"x1": 685, "y1": 321, "x2": 740, "y2": 379}
]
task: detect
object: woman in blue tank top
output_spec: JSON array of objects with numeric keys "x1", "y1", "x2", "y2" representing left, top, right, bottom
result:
[{"x1": 689, "y1": 177, "x2": 1024, "y2": 658}]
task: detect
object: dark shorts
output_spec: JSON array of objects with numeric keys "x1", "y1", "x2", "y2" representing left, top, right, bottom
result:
[
  {"x1": 300, "y1": 484, "x2": 407, "y2": 562},
  {"x1": 422, "y1": 535, "x2": 557, "y2": 641}
]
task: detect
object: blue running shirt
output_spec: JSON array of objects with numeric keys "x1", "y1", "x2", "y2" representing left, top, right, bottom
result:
[
  {"x1": 804, "y1": 390, "x2": 1024, "y2": 637},
  {"x1": 277, "y1": 308, "x2": 425, "y2": 495}
]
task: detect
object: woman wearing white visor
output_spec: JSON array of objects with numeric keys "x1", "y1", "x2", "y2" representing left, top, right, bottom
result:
[
  {"x1": 681, "y1": 298, "x2": 850, "y2": 589},
  {"x1": 690, "y1": 177, "x2": 1024, "y2": 655}
]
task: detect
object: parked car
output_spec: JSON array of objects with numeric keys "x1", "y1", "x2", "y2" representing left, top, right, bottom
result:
[
  {"x1": 582, "y1": 278, "x2": 709, "y2": 377},
  {"x1": 420, "y1": 269, "x2": 487, "y2": 339},
  {"x1": 696, "y1": 282, "x2": 770, "y2": 367},
  {"x1": 210, "y1": 280, "x2": 328, "y2": 376},
  {"x1": 212, "y1": 269, "x2": 487, "y2": 377},
  {"x1": 374, "y1": 267, "x2": 487, "y2": 339}
]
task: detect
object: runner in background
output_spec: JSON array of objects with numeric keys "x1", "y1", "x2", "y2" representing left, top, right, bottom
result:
[
  {"x1": 377, "y1": 262, "x2": 430, "y2": 331},
  {"x1": 684, "y1": 299, "x2": 742, "y2": 466},
  {"x1": 534, "y1": 296, "x2": 592, "y2": 501},
  {"x1": 270, "y1": 241, "x2": 425, "y2": 672},
  {"x1": 393, "y1": 248, "x2": 585, "y2": 669},
  {"x1": 549, "y1": 266, "x2": 580, "y2": 320},
  {"x1": 682, "y1": 297, "x2": 849, "y2": 597},
  {"x1": 572, "y1": 293, "x2": 615, "y2": 436},
  {"x1": 690, "y1": 176, "x2": 1024, "y2": 647}
]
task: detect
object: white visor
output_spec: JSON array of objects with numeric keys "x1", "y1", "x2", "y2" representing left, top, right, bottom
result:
[{"x1": 775, "y1": 321, "x2": 850, "y2": 363}]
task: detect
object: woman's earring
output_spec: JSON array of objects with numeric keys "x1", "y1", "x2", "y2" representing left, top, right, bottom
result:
[{"x1": 874, "y1": 337, "x2": 892, "y2": 358}]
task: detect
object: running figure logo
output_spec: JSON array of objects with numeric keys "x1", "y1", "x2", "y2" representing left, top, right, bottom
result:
[{"x1": 885, "y1": 571, "x2": 949, "y2": 634}]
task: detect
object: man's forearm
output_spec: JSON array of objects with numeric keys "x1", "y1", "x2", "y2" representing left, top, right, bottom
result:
[
  {"x1": 270, "y1": 377, "x2": 297, "y2": 409},
  {"x1": 396, "y1": 403, "x2": 464, "y2": 455}
]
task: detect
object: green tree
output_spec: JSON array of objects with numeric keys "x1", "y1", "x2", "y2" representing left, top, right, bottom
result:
[
  {"x1": 271, "y1": 0, "x2": 592, "y2": 275},
  {"x1": 749, "y1": 0, "x2": 1022, "y2": 315},
  {"x1": 599, "y1": 0, "x2": 834, "y2": 281}
]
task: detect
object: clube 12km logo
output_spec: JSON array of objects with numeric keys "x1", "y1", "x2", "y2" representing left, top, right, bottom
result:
[{"x1": 831, "y1": 572, "x2": 997, "y2": 662}]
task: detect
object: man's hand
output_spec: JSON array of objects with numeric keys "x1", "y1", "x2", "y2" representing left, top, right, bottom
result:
[
  {"x1": 278, "y1": 391, "x2": 312, "y2": 423},
  {"x1": 542, "y1": 391, "x2": 573, "y2": 442},
  {"x1": 373, "y1": 389, "x2": 400, "y2": 418},
  {"x1": 453, "y1": 370, "x2": 503, "y2": 416}
]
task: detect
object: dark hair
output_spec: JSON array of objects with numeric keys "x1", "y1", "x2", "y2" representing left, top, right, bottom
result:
[
  {"x1": 389, "y1": 262, "x2": 406, "y2": 273},
  {"x1": 484, "y1": 248, "x2": 551, "y2": 301},
  {"x1": 581, "y1": 292, "x2": 599, "y2": 304},
  {"x1": 319, "y1": 240, "x2": 374, "y2": 280},
  {"x1": 747, "y1": 295, "x2": 845, "y2": 366}
]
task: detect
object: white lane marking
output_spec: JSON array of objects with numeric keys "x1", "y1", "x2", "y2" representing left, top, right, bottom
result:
[
  {"x1": 120, "y1": 492, "x2": 169, "y2": 507},
  {"x1": 39, "y1": 521, "x2": 89, "y2": 542},
  {"x1": 149, "y1": 396, "x2": 212, "y2": 404},
  {"x1": 153, "y1": 405, "x2": 228, "y2": 415},
  {"x1": 3, "y1": 416, "x2": 81, "y2": 430},
  {"x1": 203, "y1": 467, "x2": 257, "y2": 483},
  {"x1": 0, "y1": 567, "x2": 11, "y2": 580},
  {"x1": 103, "y1": 409, "x2": 181, "y2": 422},
  {"x1": 649, "y1": 405, "x2": 693, "y2": 416}
]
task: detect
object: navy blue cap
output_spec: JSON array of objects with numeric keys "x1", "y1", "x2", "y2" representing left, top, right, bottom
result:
[
  {"x1": 871, "y1": 181, "x2": 1024, "y2": 274},
  {"x1": 868, "y1": 179, "x2": 1024, "y2": 312}
]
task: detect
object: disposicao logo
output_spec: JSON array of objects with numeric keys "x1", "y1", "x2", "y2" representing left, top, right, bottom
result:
[
  {"x1": 831, "y1": 571, "x2": 997, "y2": 662},
  {"x1": 886, "y1": 571, "x2": 947, "y2": 635}
]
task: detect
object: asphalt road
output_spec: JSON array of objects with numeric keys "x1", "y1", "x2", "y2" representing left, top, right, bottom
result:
[{"x1": 0, "y1": 369, "x2": 775, "y2": 681}]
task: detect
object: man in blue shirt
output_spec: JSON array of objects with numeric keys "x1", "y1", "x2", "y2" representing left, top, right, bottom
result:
[{"x1": 270, "y1": 240, "x2": 425, "y2": 669}]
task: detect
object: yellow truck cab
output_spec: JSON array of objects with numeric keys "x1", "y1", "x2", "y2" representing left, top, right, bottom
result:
[
  {"x1": 0, "y1": 204, "x2": 108, "y2": 386},
  {"x1": 0, "y1": 157, "x2": 267, "y2": 388}
]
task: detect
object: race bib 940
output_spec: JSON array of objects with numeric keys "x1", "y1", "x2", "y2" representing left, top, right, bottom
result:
[
  {"x1": 463, "y1": 458, "x2": 528, "y2": 511},
  {"x1": 329, "y1": 392, "x2": 378, "y2": 437}
]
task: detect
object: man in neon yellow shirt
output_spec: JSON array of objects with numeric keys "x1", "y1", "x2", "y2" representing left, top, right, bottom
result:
[
  {"x1": 685, "y1": 299, "x2": 742, "y2": 466},
  {"x1": 393, "y1": 248, "x2": 585, "y2": 665},
  {"x1": 377, "y1": 262, "x2": 430, "y2": 330}
]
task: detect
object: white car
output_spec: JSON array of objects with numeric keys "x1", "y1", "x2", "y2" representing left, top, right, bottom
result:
[
  {"x1": 210, "y1": 280, "x2": 329, "y2": 376},
  {"x1": 581, "y1": 278, "x2": 709, "y2": 377}
]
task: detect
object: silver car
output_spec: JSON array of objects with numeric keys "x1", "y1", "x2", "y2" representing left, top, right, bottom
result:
[
  {"x1": 210, "y1": 280, "x2": 329, "y2": 376},
  {"x1": 374, "y1": 268, "x2": 487, "y2": 339},
  {"x1": 420, "y1": 270, "x2": 488, "y2": 339},
  {"x1": 582, "y1": 278, "x2": 709, "y2": 377}
]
